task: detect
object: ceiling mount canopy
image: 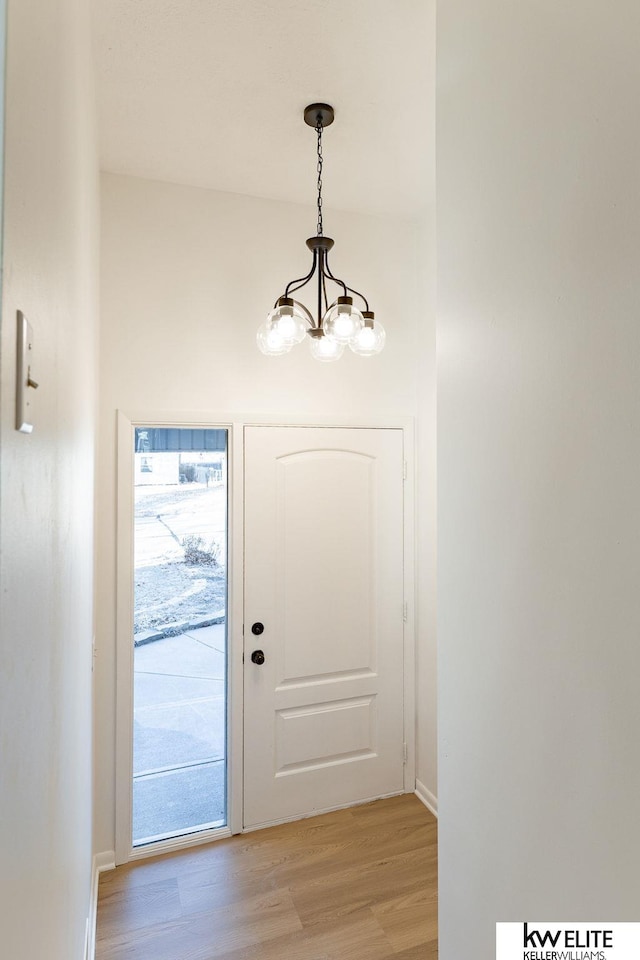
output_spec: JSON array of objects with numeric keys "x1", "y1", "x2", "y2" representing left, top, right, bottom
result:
[
  {"x1": 257, "y1": 103, "x2": 385, "y2": 361},
  {"x1": 303, "y1": 102, "x2": 334, "y2": 129}
]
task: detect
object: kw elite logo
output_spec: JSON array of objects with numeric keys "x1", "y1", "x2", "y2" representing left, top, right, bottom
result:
[
  {"x1": 496, "y1": 922, "x2": 640, "y2": 960},
  {"x1": 523, "y1": 923, "x2": 611, "y2": 959}
]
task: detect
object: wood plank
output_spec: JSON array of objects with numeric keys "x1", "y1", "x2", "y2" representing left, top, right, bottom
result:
[
  {"x1": 210, "y1": 908, "x2": 393, "y2": 960},
  {"x1": 96, "y1": 794, "x2": 438, "y2": 960},
  {"x1": 97, "y1": 878, "x2": 181, "y2": 939},
  {"x1": 290, "y1": 846, "x2": 435, "y2": 927},
  {"x1": 371, "y1": 885, "x2": 438, "y2": 951},
  {"x1": 97, "y1": 889, "x2": 302, "y2": 960}
]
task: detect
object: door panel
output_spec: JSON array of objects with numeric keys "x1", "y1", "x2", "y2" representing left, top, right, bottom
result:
[{"x1": 243, "y1": 426, "x2": 405, "y2": 828}]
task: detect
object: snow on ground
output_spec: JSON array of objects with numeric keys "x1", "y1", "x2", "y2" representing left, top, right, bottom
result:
[{"x1": 134, "y1": 481, "x2": 226, "y2": 634}]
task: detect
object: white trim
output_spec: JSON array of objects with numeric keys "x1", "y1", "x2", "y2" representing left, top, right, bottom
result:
[
  {"x1": 126, "y1": 825, "x2": 232, "y2": 861},
  {"x1": 228, "y1": 425, "x2": 245, "y2": 835},
  {"x1": 120, "y1": 410, "x2": 415, "y2": 432},
  {"x1": 94, "y1": 849, "x2": 116, "y2": 872},
  {"x1": 415, "y1": 779, "x2": 438, "y2": 817},
  {"x1": 115, "y1": 412, "x2": 135, "y2": 864},
  {"x1": 88, "y1": 851, "x2": 115, "y2": 959},
  {"x1": 402, "y1": 420, "x2": 417, "y2": 792}
]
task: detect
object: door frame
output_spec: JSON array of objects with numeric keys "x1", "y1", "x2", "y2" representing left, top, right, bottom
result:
[
  {"x1": 114, "y1": 411, "x2": 242, "y2": 863},
  {"x1": 114, "y1": 409, "x2": 416, "y2": 863}
]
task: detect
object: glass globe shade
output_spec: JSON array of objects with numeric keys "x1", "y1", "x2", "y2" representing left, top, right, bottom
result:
[
  {"x1": 349, "y1": 318, "x2": 386, "y2": 356},
  {"x1": 323, "y1": 301, "x2": 364, "y2": 344},
  {"x1": 268, "y1": 302, "x2": 307, "y2": 345},
  {"x1": 309, "y1": 334, "x2": 344, "y2": 362},
  {"x1": 256, "y1": 320, "x2": 292, "y2": 356}
]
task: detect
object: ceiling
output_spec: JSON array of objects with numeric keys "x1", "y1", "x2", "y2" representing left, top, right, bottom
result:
[{"x1": 92, "y1": 0, "x2": 434, "y2": 220}]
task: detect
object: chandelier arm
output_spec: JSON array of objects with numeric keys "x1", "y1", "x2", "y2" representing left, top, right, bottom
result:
[
  {"x1": 322, "y1": 271, "x2": 329, "y2": 320},
  {"x1": 343, "y1": 284, "x2": 370, "y2": 313},
  {"x1": 325, "y1": 254, "x2": 370, "y2": 311},
  {"x1": 290, "y1": 298, "x2": 315, "y2": 327},
  {"x1": 286, "y1": 276, "x2": 314, "y2": 297},
  {"x1": 284, "y1": 251, "x2": 318, "y2": 299},
  {"x1": 317, "y1": 249, "x2": 324, "y2": 327},
  {"x1": 322, "y1": 256, "x2": 348, "y2": 298}
]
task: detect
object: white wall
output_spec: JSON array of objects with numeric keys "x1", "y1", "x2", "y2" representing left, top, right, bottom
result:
[
  {"x1": 95, "y1": 172, "x2": 435, "y2": 853},
  {"x1": 0, "y1": 1, "x2": 98, "y2": 958},
  {"x1": 438, "y1": 2, "x2": 640, "y2": 955}
]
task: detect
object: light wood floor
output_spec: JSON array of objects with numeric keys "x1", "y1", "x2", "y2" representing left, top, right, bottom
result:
[{"x1": 96, "y1": 793, "x2": 437, "y2": 960}]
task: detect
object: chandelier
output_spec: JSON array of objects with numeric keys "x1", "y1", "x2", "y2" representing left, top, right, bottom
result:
[{"x1": 257, "y1": 103, "x2": 385, "y2": 361}]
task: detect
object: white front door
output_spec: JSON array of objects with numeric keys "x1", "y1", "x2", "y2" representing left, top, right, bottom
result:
[{"x1": 243, "y1": 426, "x2": 405, "y2": 829}]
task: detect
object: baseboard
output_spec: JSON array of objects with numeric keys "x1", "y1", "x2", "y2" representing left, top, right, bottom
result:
[
  {"x1": 88, "y1": 851, "x2": 116, "y2": 959},
  {"x1": 415, "y1": 779, "x2": 438, "y2": 818}
]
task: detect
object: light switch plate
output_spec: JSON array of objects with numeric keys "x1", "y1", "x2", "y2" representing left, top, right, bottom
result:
[{"x1": 16, "y1": 310, "x2": 35, "y2": 433}]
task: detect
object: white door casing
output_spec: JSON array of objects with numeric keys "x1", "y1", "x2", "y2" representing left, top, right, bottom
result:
[{"x1": 243, "y1": 426, "x2": 406, "y2": 829}]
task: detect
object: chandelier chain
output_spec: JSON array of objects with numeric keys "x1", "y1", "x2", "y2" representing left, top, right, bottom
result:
[{"x1": 316, "y1": 119, "x2": 323, "y2": 237}]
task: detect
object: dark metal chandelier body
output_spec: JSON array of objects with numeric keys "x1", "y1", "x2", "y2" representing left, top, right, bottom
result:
[{"x1": 257, "y1": 103, "x2": 385, "y2": 361}]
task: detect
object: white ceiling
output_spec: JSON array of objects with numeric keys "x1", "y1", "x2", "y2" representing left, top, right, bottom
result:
[{"x1": 92, "y1": 0, "x2": 434, "y2": 220}]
